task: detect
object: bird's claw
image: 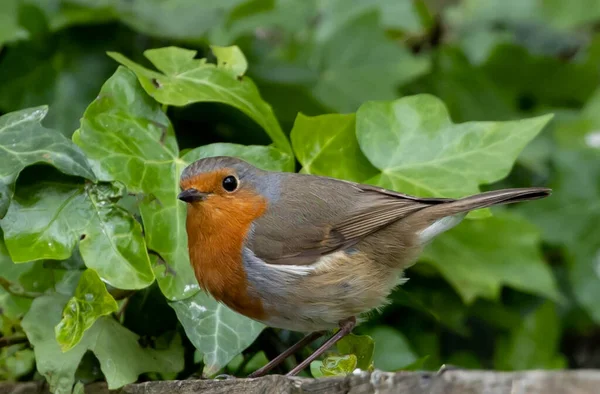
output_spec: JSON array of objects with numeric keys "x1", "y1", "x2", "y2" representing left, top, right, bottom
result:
[
  {"x1": 214, "y1": 374, "x2": 236, "y2": 380},
  {"x1": 436, "y1": 364, "x2": 462, "y2": 376}
]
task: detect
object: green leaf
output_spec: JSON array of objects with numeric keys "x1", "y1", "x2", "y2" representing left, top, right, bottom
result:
[
  {"x1": 210, "y1": 45, "x2": 248, "y2": 78},
  {"x1": 310, "y1": 360, "x2": 325, "y2": 378},
  {"x1": 336, "y1": 332, "x2": 374, "y2": 371},
  {"x1": 406, "y1": 47, "x2": 516, "y2": 123},
  {"x1": 0, "y1": 231, "x2": 30, "y2": 283},
  {"x1": 1, "y1": 176, "x2": 155, "y2": 291},
  {"x1": 482, "y1": 42, "x2": 600, "y2": 107},
  {"x1": 364, "y1": 326, "x2": 417, "y2": 371},
  {"x1": 0, "y1": 106, "x2": 95, "y2": 217},
  {"x1": 446, "y1": 351, "x2": 482, "y2": 369},
  {"x1": 0, "y1": 31, "x2": 121, "y2": 138},
  {"x1": 0, "y1": 0, "x2": 28, "y2": 46},
  {"x1": 0, "y1": 348, "x2": 35, "y2": 380},
  {"x1": 356, "y1": 95, "x2": 552, "y2": 217},
  {"x1": 494, "y1": 302, "x2": 567, "y2": 370},
  {"x1": 0, "y1": 182, "x2": 10, "y2": 218},
  {"x1": 554, "y1": 87, "x2": 600, "y2": 150},
  {"x1": 74, "y1": 67, "x2": 197, "y2": 301},
  {"x1": 315, "y1": 0, "x2": 427, "y2": 40},
  {"x1": 29, "y1": 0, "x2": 116, "y2": 31},
  {"x1": 107, "y1": 46, "x2": 293, "y2": 169},
  {"x1": 169, "y1": 291, "x2": 265, "y2": 377},
  {"x1": 55, "y1": 269, "x2": 118, "y2": 352},
  {"x1": 521, "y1": 151, "x2": 600, "y2": 247},
  {"x1": 392, "y1": 281, "x2": 469, "y2": 336},
  {"x1": 207, "y1": 0, "x2": 316, "y2": 45},
  {"x1": 254, "y1": 12, "x2": 430, "y2": 113},
  {"x1": 22, "y1": 294, "x2": 184, "y2": 393},
  {"x1": 310, "y1": 354, "x2": 357, "y2": 378},
  {"x1": 520, "y1": 149, "x2": 600, "y2": 323},
  {"x1": 182, "y1": 143, "x2": 289, "y2": 172},
  {"x1": 444, "y1": 0, "x2": 598, "y2": 63},
  {"x1": 114, "y1": 0, "x2": 246, "y2": 41},
  {"x1": 0, "y1": 233, "x2": 33, "y2": 320},
  {"x1": 421, "y1": 212, "x2": 561, "y2": 304},
  {"x1": 447, "y1": 0, "x2": 600, "y2": 33},
  {"x1": 398, "y1": 355, "x2": 430, "y2": 371},
  {"x1": 242, "y1": 351, "x2": 269, "y2": 376},
  {"x1": 291, "y1": 113, "x2": 378, "y2": 182}
]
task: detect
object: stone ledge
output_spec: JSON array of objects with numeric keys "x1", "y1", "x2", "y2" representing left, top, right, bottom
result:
[{"x1": 2, "y1": 370, "x2": 600, "y2": 394}]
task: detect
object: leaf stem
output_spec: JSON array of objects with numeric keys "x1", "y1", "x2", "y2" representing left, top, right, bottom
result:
[
  {"x1": 0, "y1": 277, "x2": 44, "y2": 298},
  {"x1": 0, "y1": 335, "x2": 28, "y2": 348},
  {"x1": 109, "y1": 288, "x2": 136, "y2": 300},
  {"x1": 115, "y1": 296, "x2": 131, "y2": 321}
]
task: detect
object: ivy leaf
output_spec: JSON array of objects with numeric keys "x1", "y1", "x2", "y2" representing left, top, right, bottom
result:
[
  {"x1": 114, "y1": 0, "x2": 246, "y2": 41},
  {"x1": 1, "y1": 175, "x2": 155, "y2": 291},
  {"x1": 169, "y1": 291, "x2": 265, "y2": 377},
  {"x1": 446, "y1": 0, "x2": 600, "y2": 35},
  {"x1": 0, "y1": 232, "x2": 33, "y2": 320},
  {"x1": 241, "y1": 351, "x2": 269, "y2": 376},
  {"x1": 518, "y1": 94, "x2": 600, "y2": 325},
  {"x1": 107, "y1": 46, "x2": 293, "y2": 169},
  {"x1": 74, "y1": 67, "x2": 197, "y2": 301},
  {"x1": 482, "y1": 42, "x2": 600, "y2": 107},
  {"x1": 0, "y1": 348, "x2": 35, "y2": 381},
  {"x1": 398, "y1": 355, "x2": 431, "y2": 371},
  {"x1": 391, "y1": 280, "x2": 470, "y2": 336},
  {"x1": 520, "y1": 149, "x2": 600, "y2": 323},
  {"x1": 336, "y1": 332, "x2": 375, "y2": 371},
  {"x1": 0, "y1": 31, "x2": 120, "y2": 138},
  {"x1": 22, "y1": 294, "x2": 184, "y2": 393},
  {"x1": 356, "y1": 95, "x2": 552, "y2": 217},
  {"x1": 291, "y1": 113, "x2": 378, "y2": 182},
  {"x1": 315, "y1": 0, "x2": 428, "y2": 40},
  {"x1": 0, "y1": 0, "x2": 28, "y2": 46},
  {"x1": 407, "y1": 47, "x2": 516, "y2": 124},
  {"x1": 55, "y1": 269, "x2": 118, "y2": 352},
  {"x1": 210, "y1": 45, "x2": 248, "y2": 78},
  {"x1": 307, "y1": 12, "x2": 429, "y2": 113},
  {"x1": 364, "y1": 326, "x2": 417, "y2": 372},
  {"x1": 0, "y1": 182, "x2": 10, "y2": 218},
  {"x1": 421, "y1": 212, "x2": 561, "y2": 304},
  {"x1": 182, "y1": 142, "x2": 289, "y2": 172},
  {"x1": 253, "y1": 12, "x2": 430, "y2": 113},
  {"x1": 494, "y1": 302, "x2": 567, "y2": 370},
  {"x1": 0, "y1": 106, "x2": 95, "y2": 217},
  {"x1": 310, "y1": 354, "x2": 357, "y2": 378}
]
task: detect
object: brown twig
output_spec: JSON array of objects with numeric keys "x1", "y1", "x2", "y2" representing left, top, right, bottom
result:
[
  {"x1": 109, "y1": 288, "x2": 136, "y2": 301},
  {"x1": 0, "y1": 335, "x2": 28, "y2": 348},
  {"x1": 0, "y1": 277, "x2": 43, "y2": 298},
  {"x1": 115, "y1": 296, "x2": 132, "y2": 321}
]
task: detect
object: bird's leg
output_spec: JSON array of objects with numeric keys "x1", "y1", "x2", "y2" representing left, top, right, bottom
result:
[
  {"x1": 247, "y1": 331, "x2": 325, "y2": 378},
  {"x1": 436, "y1": 364, "x2": 462, "y2": 376},
  {"x1": 285, "y1": 316, "x2": 357, "y2": 377}
]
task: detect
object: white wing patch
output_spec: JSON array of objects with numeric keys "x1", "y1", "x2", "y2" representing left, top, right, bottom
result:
[
  {"x1": 418, "y1": 213, "x2": 466, "y2": 244},
  {"x1": 262, "y1": 262, "x2": 315, "y2": 276}
]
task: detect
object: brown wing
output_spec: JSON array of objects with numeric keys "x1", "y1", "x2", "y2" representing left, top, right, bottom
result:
[{"x1": 248, "y1": 174, "x2": 451, "y2": 266}]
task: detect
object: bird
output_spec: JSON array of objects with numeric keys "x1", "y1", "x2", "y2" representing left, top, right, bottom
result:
[{"x1": 177, "y1": 156, "x2": 551, "y2": 377}]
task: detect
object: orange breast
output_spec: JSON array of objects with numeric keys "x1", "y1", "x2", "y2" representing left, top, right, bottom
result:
[{"x1": 185, "y1": 187, "x2": 268, "y2": 321}]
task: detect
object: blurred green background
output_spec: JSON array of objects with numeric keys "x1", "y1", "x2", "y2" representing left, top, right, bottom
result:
[{"x1": 1, "y1": 0, "x2": 600, "y2": 389}]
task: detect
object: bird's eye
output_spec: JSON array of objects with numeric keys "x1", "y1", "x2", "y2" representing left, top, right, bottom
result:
[{"x1": 222, "y1": 175, "x2": 238, "y2": 192}]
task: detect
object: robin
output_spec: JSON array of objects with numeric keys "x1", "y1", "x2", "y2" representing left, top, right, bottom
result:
[{"x1": 178, "y1": 156, "x2": 550, "y2": 377}]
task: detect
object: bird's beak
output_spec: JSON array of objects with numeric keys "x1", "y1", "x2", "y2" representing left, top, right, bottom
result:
[{"x1": 177, "y1": 188, "x2": 209, "y2": 203}]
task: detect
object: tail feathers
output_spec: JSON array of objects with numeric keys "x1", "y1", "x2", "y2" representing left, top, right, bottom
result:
[
  {"x1": 414, "y1": 187, "x2": 551, "y2": 244},
  {"x1": 430, "y1": 187, "x2": 551, "y2": 218}
]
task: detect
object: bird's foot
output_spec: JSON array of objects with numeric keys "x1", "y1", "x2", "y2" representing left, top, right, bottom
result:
[
  {"x1": 436, "y1": 364, "x2": 462, "y2": 376},
  {"x1": 214, "y1": 373, "x2": 237, "y2": 380}
]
